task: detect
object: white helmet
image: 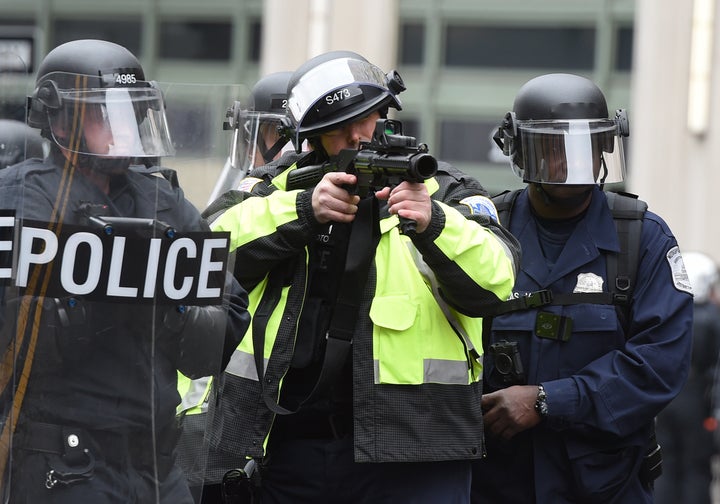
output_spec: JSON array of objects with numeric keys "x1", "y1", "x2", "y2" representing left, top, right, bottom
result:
[{"x1": 683, "y1": 251, "x2": 719, "y2": 303}]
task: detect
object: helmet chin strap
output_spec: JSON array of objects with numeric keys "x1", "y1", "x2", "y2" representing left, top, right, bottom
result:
[
  {"x1": 597, "y1": 154, "x2": 609, "y2": 190},
  {"x1": 260, "y1": 136, "x2": 288, "y2": 164}
]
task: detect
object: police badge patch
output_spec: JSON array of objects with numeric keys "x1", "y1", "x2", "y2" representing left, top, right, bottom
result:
[
  {"x1": 667, "y1": 246, "x2": 692, "y2": 294},
  {"x1": 573, "y1": 272, "x2": 604, "y2": 293},
  {"x1": 237, "y1": 177, "x2": 264, "y2": 193},
  {"x1": 459, "y1": 195, "x2": 499, "y2": 221}
]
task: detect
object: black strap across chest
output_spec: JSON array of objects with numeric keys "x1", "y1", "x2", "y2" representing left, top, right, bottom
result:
[
  {"x1": 488, "y1": 189, "x2": 646, "y2": 328},
  {"x1": 252, "y1": 195, "x2": 380, "y2": 415}
]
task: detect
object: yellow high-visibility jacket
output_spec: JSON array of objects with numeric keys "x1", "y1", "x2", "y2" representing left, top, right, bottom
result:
[{"x1": 207, "y1": 153, "x2": 519, "y2": 465}]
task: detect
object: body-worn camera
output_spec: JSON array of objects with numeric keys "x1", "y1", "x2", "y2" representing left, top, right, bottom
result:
[{"x1": 489, "y1": 340, "x2": 526, "y2": 385}]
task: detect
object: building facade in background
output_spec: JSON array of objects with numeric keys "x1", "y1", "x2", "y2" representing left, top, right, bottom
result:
[{"x1": 3, "y1": 0, "x2": 717, "y2": 260}]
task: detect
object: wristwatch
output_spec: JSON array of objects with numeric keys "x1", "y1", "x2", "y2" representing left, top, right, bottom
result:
[{"x1": 535, "y1": 384, "x2": 548, "y2": 419}]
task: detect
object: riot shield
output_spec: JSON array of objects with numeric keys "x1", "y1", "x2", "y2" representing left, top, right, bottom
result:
[
  {"x1": 0, "y1": 49, "x2": 32, "y2": 504},
  {"x1": 160, "y1": 80, "x2": 252, "y2": 502},
  {"x1": 0, "y1": 50, "x2": 45, "y2": 171},
  {"x1": 0, "y1": 72, "x2": 248, "y2": 504},
  {"x1": 159, "y1": 81, "x2": 251, "y2": 211}
]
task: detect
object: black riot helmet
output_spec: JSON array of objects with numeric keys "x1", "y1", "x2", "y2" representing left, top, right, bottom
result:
[
  {"x1": 251, "y1": 71, "x2": 291, "y2": 116},
  {"x1": 284, "y1": 50, "x2": 405, "y2": 151},
  {"x1": 27, "y1": 39, "x2": 174, "y2": 165},
  {"x1": 0, "y1": 119, "x2": 46, "y2": 169},
  {"x1": 246, "y1": 70, "x2": 293, "y2": 164},
  {"x1": 222, "y1": 71, "x2": 292, "y2": 169},
  {"x1": 493, "y1": 73, "x2": 629, "y2": 185}
]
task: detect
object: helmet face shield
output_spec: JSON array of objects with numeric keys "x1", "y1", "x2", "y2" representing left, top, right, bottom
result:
[
  {"x1": 206, "y1": 105, "x2": 281, "y2": 203},
  {"x1": 512, "y1": 119, "x2": 625, "y2": 185},
  {"x1": 242, "y1": 110, "x2": 287, "y2": 166},
  {"x1": 46, "y1": 73, "x2": 174, "y2": 158}
]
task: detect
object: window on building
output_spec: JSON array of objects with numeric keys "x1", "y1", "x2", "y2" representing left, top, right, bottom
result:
[
  {"x1": 159, "y1": 21, "x2": 232, "y2": 61},
  {"x1": 52, "y1": 18, "x2": 142, "y2": 56},
  {"x1": 400, "y1": 22, "x2": 425, "y2": 65},
  {"x1": 444, "y1": 25, "x2": 596, "y2": 70},
  {"x1": 0, "y1": 24, "x2": 35, "y2": 73},
  {"x1": 249, "y1": 18, "x2": 262, "y2": 63},
  {"x1": 615, "y1": 25, "x2": 633, "y2": 71},
  {"x1": 439, "y1": 119, "x2": 507, "y2": 165}
]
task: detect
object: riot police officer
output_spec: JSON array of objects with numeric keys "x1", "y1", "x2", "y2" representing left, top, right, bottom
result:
[
  {"x1": 245, "y1": 70, "x2": 293, "y2": 166},
  {"x1": 207, "y1": 71, "x2": 293, "y2": 204},
  {"x1": 472, "y1": 73, "x2": 694, "y2": 503},
  {"x1": 0, "y1": 39, "x2": 250, "y2": 504},
  {"x1": 207, "y1": 50, "x2": 520, "y2": 503}
]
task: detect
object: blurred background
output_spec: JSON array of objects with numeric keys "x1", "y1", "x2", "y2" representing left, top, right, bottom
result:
[{"x1": 0, "y1": 0, "x2": 717, "y2": 262}]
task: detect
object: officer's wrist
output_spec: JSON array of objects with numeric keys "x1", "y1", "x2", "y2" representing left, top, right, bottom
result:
[{"x1": 535, "y1": 384, "x2": 548, "y2": 419}]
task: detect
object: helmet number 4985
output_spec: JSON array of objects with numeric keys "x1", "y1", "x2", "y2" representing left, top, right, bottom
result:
[{"x1": 115, "y1": 73, "x2": 137, "y2": 85}]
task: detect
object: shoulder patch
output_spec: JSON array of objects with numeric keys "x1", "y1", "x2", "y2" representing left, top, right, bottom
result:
[
  {"x1": 667, "y1": 246, "x2": 692, "y2": 294},
  {"x1": 237, "y1": 177, "x2": 263, "y2": 193},
  {"x1": 459, "y1": 195, "x2": 499, "y2": 221}
]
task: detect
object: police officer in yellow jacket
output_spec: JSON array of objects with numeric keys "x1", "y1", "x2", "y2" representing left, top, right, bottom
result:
[{"x1": 208, "y1": 50, "x2": 520, "y2": 504}]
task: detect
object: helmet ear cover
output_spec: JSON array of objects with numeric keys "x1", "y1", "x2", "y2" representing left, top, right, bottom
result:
[
  {"x1": 27, "y1": 80, "x2": 62, "y2": 131},
  {"x1": 36, "y1": 80, "x2": 62, "y2": 110},
  {"x1": 615, "y1": 109, "x2": 629, "y2": 137},
  {"x1": 493, "y1": 111, "x2": 517, "y2": 157}
]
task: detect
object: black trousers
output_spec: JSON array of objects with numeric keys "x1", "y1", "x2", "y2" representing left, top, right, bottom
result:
[{"x1": 257, "y1": 435, "x2": 472, "y2": 504}]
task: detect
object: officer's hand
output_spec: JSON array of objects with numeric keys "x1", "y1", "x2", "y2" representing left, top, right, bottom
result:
[
  {"x1": 375, "y1": 181, "x2": 432, "y2": 234},
  {"x1": 481, "y1": 385, "x2": 541, "y2": 440},
  {"x1": 312, "y1": 172, "x2": 361, "y2": 224}
]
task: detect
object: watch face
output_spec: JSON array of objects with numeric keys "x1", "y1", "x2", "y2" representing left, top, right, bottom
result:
[
  {"x1": 537, "y1": 401, "x2": 548, "y2": 417},
  {"x1": 535, "y1": 386, "x2": 548, "y2": 417}
]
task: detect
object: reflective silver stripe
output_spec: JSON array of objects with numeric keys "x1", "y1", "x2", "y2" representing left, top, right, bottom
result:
[
  {"x1": 406, "y1": 242, "x2": 483, "y2": 364},
  {"x1": 372, "y1": 358, "x2": 470, "y2": 385},
  {"x1": 179, "y1": 376, "x2": 211, "y2": 414},
  {"x1": 424, "y1": 358, "x2": 470, "y2": 384},
  {"x1": 224, "y1": 348, "x2": 265, "y2": 381}
]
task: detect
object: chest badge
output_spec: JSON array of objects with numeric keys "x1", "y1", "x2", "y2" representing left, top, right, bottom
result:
[{"x1": 573, "y1": 272, "x2": 604, "y2": 293}]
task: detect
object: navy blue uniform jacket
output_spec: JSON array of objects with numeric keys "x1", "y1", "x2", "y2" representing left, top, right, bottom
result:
[{"x1": 477, "y1": 186, "x2": 693, "y2": 503}]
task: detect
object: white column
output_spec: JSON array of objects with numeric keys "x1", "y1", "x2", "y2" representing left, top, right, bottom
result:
[{"x1": 261, "y1": 0, "x2": 399, "y2": 75}]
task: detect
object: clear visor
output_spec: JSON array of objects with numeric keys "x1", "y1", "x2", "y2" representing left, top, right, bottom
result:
[
  {"x1": 243, "y1": 111, "x2": 287, "y2": 165},
  {"x1": 49, "y1": 85, "x2": 174, "y2": 158},
  {"x1": 513, "y1": 119, "x2": 625, "y2": 185},
  {"x1": 206, "y1": 110, "x2": 287, "y2": 203},
  {"x1": 286, "y1": 57, "x2": 388, "y2": 125}
]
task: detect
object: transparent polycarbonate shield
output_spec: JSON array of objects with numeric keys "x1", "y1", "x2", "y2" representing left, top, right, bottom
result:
[
  {"x1": 0, "y1": 76, "x2": 244, "y2": 503},
  {"x1": 158, "y1": 81, "x2": 251, "y2": 210},
  {"x1": 0, "y1": 51, "x2": 44, "y2": 171},
  {"x1": 512, "y1": 119, "x2": 626, "y2": 185},
  {"x1": 0, "y1": 49, "x2": 32, "y2": 503}
]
